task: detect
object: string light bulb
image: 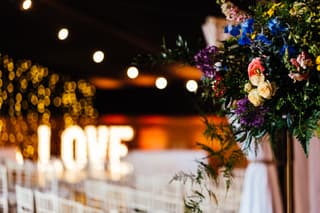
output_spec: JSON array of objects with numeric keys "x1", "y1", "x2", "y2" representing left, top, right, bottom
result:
[
  {"x1": 58, "y1": 28, "x2": 69, "y2": 40},
  {"x1": 155, "y1": 77, "x2": 167, "y2": 89},
  {"x1": 93, "y1": 50, "x2": 104, "y2": 63},
  {"x1": 22, "y1": 0, "x2": 32, "y2": 10},
  {"x1": 127, "y1": 66, "x2": 139, "y2": 79},
  {"x1": 186, "y1": 80, "x2": 198, "y2": 92}
]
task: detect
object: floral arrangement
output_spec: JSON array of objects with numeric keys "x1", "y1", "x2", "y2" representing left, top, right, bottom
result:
[
  {"x1": 196, "y1": 0, "x2": 320, "y2": 156},
  {"x1": 133, "y1": 0, "x2": 320, "y2": 211}
]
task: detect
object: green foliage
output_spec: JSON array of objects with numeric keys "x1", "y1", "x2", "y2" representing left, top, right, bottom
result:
[{"x1": 131, "y1": 35, "x2": 199, "y2": 68}]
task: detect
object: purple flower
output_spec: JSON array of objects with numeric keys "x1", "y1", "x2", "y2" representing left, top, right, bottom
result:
[
  {"x1": 235, "y1": 97, "x2": 268, "y2": 128},
  {"x1": 194, "y1": 46, "x2": 220, "y2": 79}
]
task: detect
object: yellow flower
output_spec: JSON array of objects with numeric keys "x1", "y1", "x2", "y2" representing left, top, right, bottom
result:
[
  {"x1": 251, "y1": 32, "x2": 257, "y2": 40},
  {"x1": 244, "y1": 82, "x2": 252, "y2": 93},
  {"x1": 316, "y1": 56, "x2": 320, "y2": 71},
  {"x1": 266, "y1": 3, "x2": 282, "y2": 17}
]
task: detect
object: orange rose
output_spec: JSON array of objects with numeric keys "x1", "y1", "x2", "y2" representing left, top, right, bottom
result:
[
  {"x1": 248, "y1": 89, "x2": 263, "y2": 106},
  {"x1": 248, "y1": 57, "x2": 265, "y2": 78}
]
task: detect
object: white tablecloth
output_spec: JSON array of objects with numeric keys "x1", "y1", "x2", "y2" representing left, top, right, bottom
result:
[{"x1": 125, "y1": 149, "x2": 207, "y2": 176}]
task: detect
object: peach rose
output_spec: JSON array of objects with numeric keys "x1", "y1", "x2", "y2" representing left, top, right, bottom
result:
[
  {"x1": 244, "y1": 82, "x2": 252, "y2": 93},
  {"x1": 249, "y1": 73, "x2": 265, "y2": 86},
  {"x1": 248, "y1": 57, "x2": 265, "y2": 78},
  {"x1": 257, "y1": 80, "x2": 274, "y2": 99},
  {"x1": 248, "y1": 89, "x2": 263, "y2": 106}
]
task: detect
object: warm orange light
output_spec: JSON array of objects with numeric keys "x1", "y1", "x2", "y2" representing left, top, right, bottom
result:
[
  {"x1": 127, "y1": 74, "x2": 156, "y2": 87},
  {"x1": 139, "y1": 127, "x2": 168, "y2": 149},
  {"x1": 90, "y1": 77, "x2": 123, "y2": 89},
  {"x1": 169, "y1": 64, "x2": 202, "y2": 80}
]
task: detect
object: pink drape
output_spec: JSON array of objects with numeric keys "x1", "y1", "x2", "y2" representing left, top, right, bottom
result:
[{"x1": 294, "y1": 136, "x2": 320, "y2": 213}]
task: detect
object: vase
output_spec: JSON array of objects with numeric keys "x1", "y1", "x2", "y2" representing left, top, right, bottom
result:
[{"x1": 272, "y1": 129, "x2": 294, "y2": 213}]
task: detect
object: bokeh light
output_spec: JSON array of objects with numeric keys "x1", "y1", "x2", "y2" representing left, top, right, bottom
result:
[
  {"x1": 93, "y1": 51, "x2": 104, "y2": 63},
  {"x1": 58, "y1": 28, "x2": 69, "y2": 40},
  {"x1": 155, "y1": 77, "x2": 167, "y2": 89},
  {"x1": 127, "y1": 66, "x2": 139, "y2": 79},
  {"x1": 186, "y1": 80, "x2": 198, "y2": 92}
]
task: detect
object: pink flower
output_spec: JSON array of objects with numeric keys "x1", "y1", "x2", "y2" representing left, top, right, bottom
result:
[
  {"x1": 248, "y1": 57, "x2": 265, "y2": 78},
  {"x1": 290, "y1": 58, "x2": 300, "y2": 71},
  {"x1": 288, "y1": 72, "x2": 309, "y2": 82},
  {"x1": 296, "y1": 51, "x2": 312, "y2": 69}
]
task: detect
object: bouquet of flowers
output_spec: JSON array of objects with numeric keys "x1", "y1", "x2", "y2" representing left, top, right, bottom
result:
[
  {"x1": 134, "y1": 0, "x2": 320, "y2": 211},
  {"x1": 196, "y1": 0, "x2": 320, "y2": 156}
]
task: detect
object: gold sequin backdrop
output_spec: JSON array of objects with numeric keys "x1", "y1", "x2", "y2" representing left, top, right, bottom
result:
[{"x1": 0, "y1": 53, "x2": 98, "y2": 160}]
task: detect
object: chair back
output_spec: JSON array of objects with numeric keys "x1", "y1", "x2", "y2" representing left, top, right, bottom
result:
[
  {"x1": 15, "y1": 185, "x2": 34, "y2": 213},
  {"x1": 0, "y1": 165, "x2": 9, "y2": 213},
  {"x1": 34, "y1": 190, "x2": 58, "y2": 213}
]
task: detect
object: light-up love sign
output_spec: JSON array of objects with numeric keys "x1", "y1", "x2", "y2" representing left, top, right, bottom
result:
[{"x1": 37, "y1": 124, "x2": 134, "y2": 171}]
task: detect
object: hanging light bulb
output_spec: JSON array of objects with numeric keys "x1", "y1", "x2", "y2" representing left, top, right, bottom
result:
[
  {"x1": 22, "y1": 0, "x2": 32, "y2": 10},
  {"x1": 58, "y1": 28, "x2": 69, "y2": 40},
  {"x1": 186, "y1": 80, "x2": 198, "y2": 92},
  {"x1": 93, "y1": 50, "x2": 104, "y2": 63},
  {"x1": 155, "y1": 77, "x2": 167, "y2": 89},
  {"x1": 127, "y1": 66, "x2": 139, "y2": 79}
]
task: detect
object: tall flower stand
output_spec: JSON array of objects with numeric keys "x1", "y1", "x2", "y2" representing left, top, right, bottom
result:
[{"x1": 274, "y1": 129, "x2": 294, "y2": 213}]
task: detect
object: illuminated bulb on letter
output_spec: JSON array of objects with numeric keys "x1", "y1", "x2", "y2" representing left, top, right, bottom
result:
[
  {"x1": 38, "y1": 125, "x2": 51, "y2": 167},
  {"x1": 85, "y1": 125, "x2": 109, "y2": 170},
  {"x1": 16, "y1": 151, "x2": 24, "y2": 165},
  {"x1": 108, "y1": 126, "x2": 134, "y2": 176},
  {"x1": 61, "y1": 125, "x2": 87, "y2": 170}
]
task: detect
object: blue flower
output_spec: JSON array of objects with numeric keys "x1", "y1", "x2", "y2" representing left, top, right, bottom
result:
[
  {"x1": 238, "y1": 35, "x2": 251, "y2": 46},
  {"x1": 280, "y1": 44, "x2": 296, "y2": 56},
  {"x1": 254, "y1": 34, "x2": 272, "y2": 45},
  {"x1": 224, "y1": 24, "x2": 241, "y2": 37},
  {"x1": 268, "y1": 18, "x2": 288, "y2": 35},
  {"x1": 241, "y1": 18, "x2": 254, "y2": 34}
]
